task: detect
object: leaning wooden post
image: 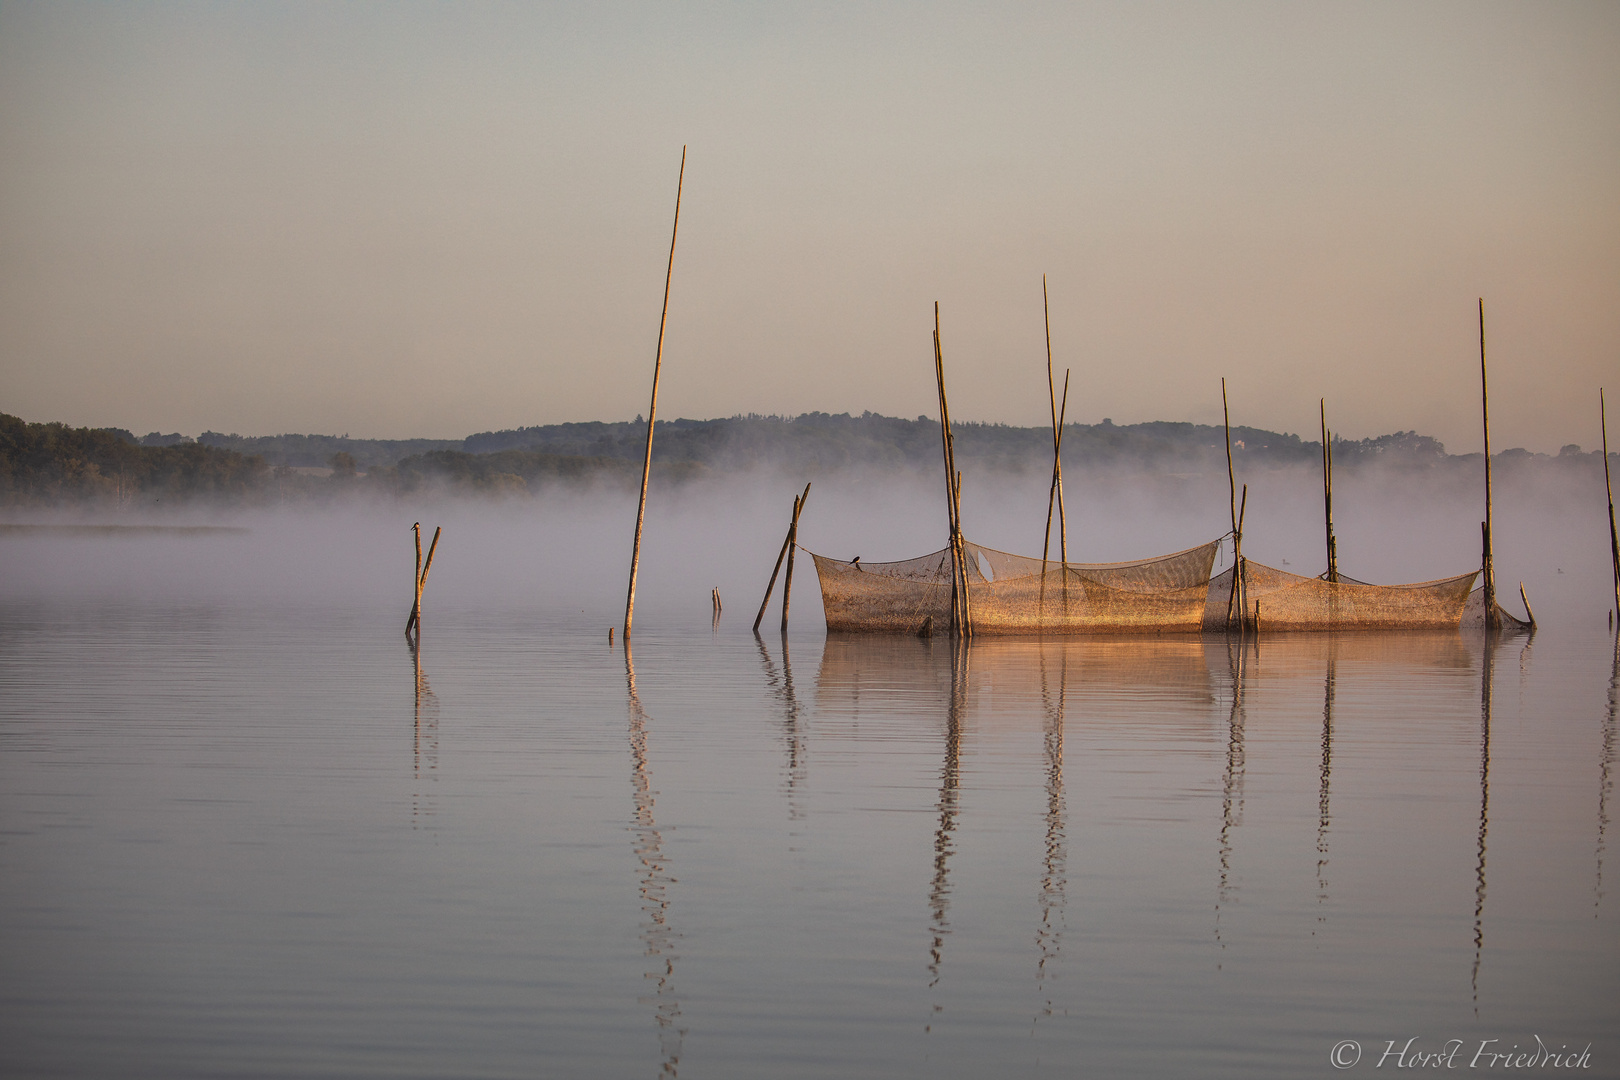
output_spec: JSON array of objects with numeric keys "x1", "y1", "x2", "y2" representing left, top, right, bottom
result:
[
  {"x1": 1056, "y1": 371, "x2": 1069, "y2": 567},
  {"x1": 1321, "y1": 399, "x2": 1338, "y2": 583},
  {"x1": 934, "y1": 304, "x2": 970, "y2": 638},
  {"x1": 780, "y1": 492, "x2": 808, "y2": 633},
  {"x1": 753, "y1": 482, "x2": 811, "y2": 632},
  {"x1": 1040, "y1": 277, "x2": 1071, "y2": 571},
  {"x1": 1602, "y1": 388, "x2": 1619, "y2": 619},
  {"x1": 1479, "y1": 299, "x2": 1499, "y2": 629},
  {"x1": 624, "y1": 146, "x2": 686, "y2": 642},
  {"x1": 421, "y1": 526, "x2": 440, "y2": 591},
  {"x1": 1222, "y1": 379, "x2": 1243, "y2": 631},
  {"x1": 934, "y1": 308, "x2": 962, "y2": 635}
]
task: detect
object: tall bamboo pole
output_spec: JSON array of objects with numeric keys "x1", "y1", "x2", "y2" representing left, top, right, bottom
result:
[
  {"x1": 624, "y1": 146, "x2": 686, "y2": 641},
  {"x1": 1321, "y1": 400, "x2": 1338, "y2": 583},
  {"x1": 1603, "y1": 388, "x2": 1619, "y2": 617},
  {"x1": 1480, "y1": 299, "x2": 1499, "y2": 630}
]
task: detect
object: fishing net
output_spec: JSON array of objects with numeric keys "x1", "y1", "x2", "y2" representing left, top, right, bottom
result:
[
  {"x1": 809, "y1": 539, "x2": 1221, "y2": 635},
  {"x1": 1202, "y1": 562, "x2": 1479, "y2": 632}
]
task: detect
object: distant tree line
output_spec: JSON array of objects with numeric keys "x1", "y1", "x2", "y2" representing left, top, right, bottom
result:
[
  {"x1": 1, "y1": 410, "x2": 1610, "y2": 508},
  {"x1": 0, "y1": 414, "x2": 268, "y2": 506}
]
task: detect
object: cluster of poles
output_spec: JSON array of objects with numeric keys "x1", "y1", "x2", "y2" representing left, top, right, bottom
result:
[{"x1": 403, "y1": 149, "x2": 1620, "y2": 643}]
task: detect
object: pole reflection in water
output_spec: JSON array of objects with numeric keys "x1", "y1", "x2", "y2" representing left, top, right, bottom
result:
[
  {"x1": 756, "y1": 633, "x2": 807, "y2": 820},
  {"x1": 1316, "y1": 651, "x2": 1336, "y2": 925},
  {"x1": 1216, "y1": 638, "x2": 1250, "y2": 954},
  {"x1": 625, "y1": 643, "x2": 684, "y2": 1076},
  {"x1": 1597, "y1": 636, "x2": 1618, "y2": 912},
  {"x1": 409, "y1": 638, "x2": 438, "y2": 827},
  {"x1": 1033, "y1": 643, "x2": 1068, "y2": 1028},
  {"x1": 1472, "y1": 630, "x2": 1501, "y2": 1013},
  {"x1": 926, "y1": 638, "x2": 969, "y2": 1029}
]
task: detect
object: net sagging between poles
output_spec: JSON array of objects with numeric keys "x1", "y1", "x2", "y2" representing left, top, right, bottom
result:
[
  {"x1": 1201, "y1": 562, "x2": 1479, "y2": 632},
  {"x1": 810, "y1": 539, "x2": 1222, "y2": 635}
]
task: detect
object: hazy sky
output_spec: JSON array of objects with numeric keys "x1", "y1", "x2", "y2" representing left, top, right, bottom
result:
[{"x1": 1, "y1": 1, "x2": 1615, "y2": 452}]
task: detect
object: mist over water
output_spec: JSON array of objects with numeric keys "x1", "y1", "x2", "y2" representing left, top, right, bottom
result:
[{"x1": 2, "y1": 456, "x2": 1611, "y2": 630}]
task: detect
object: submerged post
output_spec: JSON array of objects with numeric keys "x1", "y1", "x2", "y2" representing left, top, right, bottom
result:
[
  {"x1": 1480, "y1": 299, "x2": 1499, "y2": 630},
  {"x1": 1321, "y1": 399, "x2": 1338, "y2": 583},
  {"x1": 1603, "y1": 388, "x2": 1619, "y2": 619},
  {"x1": 624, "y1": 146, "x2": 686, "y2": 642}
]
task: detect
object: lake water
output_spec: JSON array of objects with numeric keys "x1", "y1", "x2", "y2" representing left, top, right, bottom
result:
[
  {"x1": 3, "y1": 597, "x2": 1616, "y2": 1078},
  {"x1": 2, "y1": 506, "x2": 1618, "y2": 1079}
]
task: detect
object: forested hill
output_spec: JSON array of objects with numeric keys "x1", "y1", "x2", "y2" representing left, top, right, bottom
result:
[
  {"x1": 1, "y1": 410, "x2": 1607, "y2": 507},
  {"x1": 197, "y1": 411, "x2": 1449, "y2": 472}
]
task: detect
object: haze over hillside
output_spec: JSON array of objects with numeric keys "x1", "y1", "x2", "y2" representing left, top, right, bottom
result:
[{"x1": 3, "y1": 409, "x2": 1613, "y2": 509}]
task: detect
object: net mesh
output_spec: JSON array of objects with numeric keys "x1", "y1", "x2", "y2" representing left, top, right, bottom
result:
[
  {"x1": 811, "y1": 541, "x2": 1504, "y2": 635},
  {"x1": 810, "y1": 539, "x2": 1221, "y2": 635},
  {"x1": 1202, "y1": 562, "x2": 1479, "y2": 631}
]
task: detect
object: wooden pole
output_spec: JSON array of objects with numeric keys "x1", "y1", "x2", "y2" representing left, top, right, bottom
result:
[
  {"x1": 934, "y1": 304, "x2": 970, "y2": 638},
  {"x1": 1040, "y1": 278, "x2": 1071, "y2": 569},
  {"x1": 934, "y1": 307, "x2": 962, "y2": 635},
  {"x1": 753, "y1": 482, "x2": 811, "y2": 632},
  {"x1": 1480, "y1": 298, "x2": 1499, "y2": 630},
  {"x1": 1236, "y1": 484, "x2": 1249, "y2": 631},
  {"x1": 1603, "y1": 388, "x2": 1619, "y2": 618},
  {"x1": 1042, "y1": 277, "x2": 1058, "y2": 570},
  {"x1": 952, "y1": 466, "x2": 965, "y2": 634},
  {"x1": 1056, "y1": 371, "x2": 1070, "y2": 566},
  {"x1": 1321, "y1": 400, "x2": 1338, "y2": 583},
  {"x1": 1222, "y1": 380, "x2": 1243, "y2": 630},
  {"x1": 624, "y1": 146, "x2": 686, "y2": 641},
  {"x1": 780, "y1": 491, "x2": 807, "y2": 633},
  {"x1": 406, "y1": 522, "x2": 422, "y2": 639},
  {"x1": 421, "y1": 526, "x2": 441, "y2": 594}
]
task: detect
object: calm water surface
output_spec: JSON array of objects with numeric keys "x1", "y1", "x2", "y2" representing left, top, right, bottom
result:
[{"x1": 2, "y1": 602, "x2": 1617, "y2": 1078}]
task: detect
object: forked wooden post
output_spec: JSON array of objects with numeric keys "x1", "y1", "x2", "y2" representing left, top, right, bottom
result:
[
  {"x1": 1479, "y1": 299, "x2": 1499, "y2": 630},
  {"x1": 624, "y1": 146, "x2": 686, "y2": 642},
  {"x1": 1602, "y1": 388, "x2": 1619, "y2": 618},
  {"x1": 1321, "y1": 400, "x2": 1338, "y2": 583},
  {"x1": 406, "y1": 523, "x2": 441, "y2": 643},
  {"x1": 753, "y1": 482, "x2": 811, "y2": 633}
]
